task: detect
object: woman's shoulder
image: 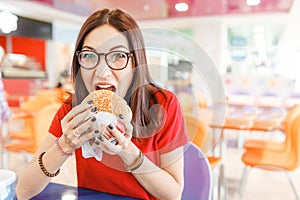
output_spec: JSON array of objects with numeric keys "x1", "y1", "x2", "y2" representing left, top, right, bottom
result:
[
  {"x1": 151, "y1": 86, "x2": 177, "y2": 102},
  {"x1": 55, "y1": 96, "x2": 72, "y2": 117},
  {"x1": 149, "y1": 86, "x2": 180, "y2": 110}
]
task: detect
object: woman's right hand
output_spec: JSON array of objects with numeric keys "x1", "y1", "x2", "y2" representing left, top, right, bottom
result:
[{"x1": 59, "y1": 100, "x2": 99, "y2": 153}]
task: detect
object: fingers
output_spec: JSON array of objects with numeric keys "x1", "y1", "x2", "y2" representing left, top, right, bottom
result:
[
  {"x1": 96, "y1": 135, "x2": 122, "y2": 154},
  {"x1": 73, "y1": 116, "x2": 97, "y2": 137},
  {"x1": 104, "y1": 113, "x2": 133, "y2": 152},
  {"x1": 118, "y1": 114, "x2": 133, "y2": 135},
  {"x1": 62, "y1": 100, "x2": 94, "y2": 124},
  {"x1": 61, "y1": 100, "x2": 99, "y2": 150},
  {"x1": 91, "y1": 117, "x2": 132, "y2": 155},
  {"x1": 63, "y1": 109, "x2": 133, "y2": 155},
  {"x1": 100, "y1": 123, "x2": 111, "y2": 139},
  {"x1": 73, "y1": 129, "x2": 81, "y2": 137},
  {"x1": 61, "y1": 100, "x2": 97, "y2": 135},
  {"x1": 79, "y1": 129, "x2": 100, "y2": 144},
  {"x1": 64, "y1": 113, "x2": 97, "y2": 148},
  {"x1": 116, "y1": 114, "x2": 133, "y2": 144},
  {"x1": 106, "y1": 124, "x2": 128, "y2": 147},
  {"x1": 64, "y1": 128, "x2": 100, "y2": 150}
]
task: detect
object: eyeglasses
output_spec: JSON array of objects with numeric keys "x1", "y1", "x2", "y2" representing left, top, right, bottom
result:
[{"x1": 76, "y1": 50, "x2": 134, "y2": 70}]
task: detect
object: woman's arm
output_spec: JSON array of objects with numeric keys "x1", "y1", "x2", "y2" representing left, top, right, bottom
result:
[
  {"x1": 16, "y1": 134, "x2": 68, "y2": 200},
  {"x1": 134, "y1": 148, "x2": 184, "y2": 200},
  {"x1": 100, "y1": 114, "x2": 186, "y2": 200},
  {"x1": 16, "y1": 101, "x2": 97, "y2": 200},
  {"x1": 120, "y1": 143, "x2": 185, "y2": 200}
]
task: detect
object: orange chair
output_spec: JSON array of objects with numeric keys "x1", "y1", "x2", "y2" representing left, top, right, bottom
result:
[
  {"x1": 4, "y1": 103, "x2": 62, "y2": 155},
  {"x1": 243, "y1": 105, "x2": 300, "y2": 151},
  {"x1": 196, "y1": 92, "x2": 208, "y2": 108},
  {"x1": 184, "y1": 114, "x2": 226, "y2": 200},
  {"x1": 8, "y1": 88, "x2": 67, "y2": 141},
  {"x1": 178, "y1": 92, "x2": 199, "y2": 117},
  {"x1": 184, "y1": 114, "x2": 208, "y2": 148},
  {"x1": 20, "y1": 87, "x2": 66, "y2": 113},
  {"x1": 207, "y1": 145, "x2": 226, "y2": 200},
  {"x1": 8, "y1": 111, "x2": 35, "y2": 141},
  {"x1": 239, "y1": 113, "x2": 300, "y2": 199}
]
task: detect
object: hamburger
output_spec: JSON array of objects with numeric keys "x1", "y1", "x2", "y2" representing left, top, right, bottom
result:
[{"x1": 82, "y1": 90, "x2": 132, "y2": 143}]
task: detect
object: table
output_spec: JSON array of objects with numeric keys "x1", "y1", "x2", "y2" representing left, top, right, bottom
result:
[
  {"x1": 208, "y1": 117, "x2": 281, "y2": 200},
  {"x1": 29, "y1": 182, "x2": 138, "y2": 200},
  {"x1": 0, "y1": 108, "x2": 33, "y2": 169},
  {"x1": 210, "y1": 118, "x2": 253, "y2": 155},
  {"x1": 209, "y1": 121, "x2": 250, "y2": 200},
  {"x1": 210, "y1": 116, "x2": 281, "y2": 156}
]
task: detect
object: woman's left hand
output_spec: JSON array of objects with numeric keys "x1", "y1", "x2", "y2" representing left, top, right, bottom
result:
[{"x1": 97, "y1": 114, "x2": 133, "y2": 155}]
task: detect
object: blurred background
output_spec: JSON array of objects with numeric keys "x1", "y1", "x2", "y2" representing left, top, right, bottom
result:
[{"x1": 1, "y1": 1, "x2": 300, "y2": 200}]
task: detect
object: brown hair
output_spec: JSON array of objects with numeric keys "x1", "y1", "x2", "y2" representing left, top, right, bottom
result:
[{"x1": 71, "y1": 8, "x2": 166, "y2": 138}]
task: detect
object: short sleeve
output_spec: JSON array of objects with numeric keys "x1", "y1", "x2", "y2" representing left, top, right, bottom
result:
[
  {"x1": 48, "y1": 103, "x2": 71, "y2": 137},
  {"x1": 156, "y1": 90, "x2": 189, "y2": 154}
]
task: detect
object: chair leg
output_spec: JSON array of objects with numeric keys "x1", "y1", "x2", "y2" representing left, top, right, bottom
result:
[
  {"x1": 238, "y1": 166, "x2": 251, "y2": 199},
  {"x1": 284, "y1": 171, "x2": 299, "y2": 200},
  {"x1": 211, "y1": 166, "x2": 222, "y2": 200},
  {"x1": 1, "y1": 149, "x2": 9, "y2": 169},
  {"x1": 1, "y1": 122, "x2": 9, "y2": 169},
  {"x1": 211, "y1": 169, "x2": 215, "y2": 200},
  {"x1": 218, "y1": 163, "x2": 227, "y2": 200}
]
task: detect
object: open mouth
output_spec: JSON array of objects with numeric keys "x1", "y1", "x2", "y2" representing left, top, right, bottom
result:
[{"x1": 96, "y1": 85, "x2": 116, "y2": 92}]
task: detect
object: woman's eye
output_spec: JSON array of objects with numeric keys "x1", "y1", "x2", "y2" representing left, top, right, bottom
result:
[
  {"x1": 83, "y1": 53, "x2": 96, "y2": 59},
  {"x1": 113, "y1": 53, "x2": 126, "y2": 59}
]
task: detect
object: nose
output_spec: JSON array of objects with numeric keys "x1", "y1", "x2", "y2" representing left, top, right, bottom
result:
[{"x1": 94, "y1": 56, "x2": 112, "y2": 78}]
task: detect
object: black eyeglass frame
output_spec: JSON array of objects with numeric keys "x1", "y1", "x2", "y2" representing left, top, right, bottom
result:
[{"x1": 76, "y1": 50, "x2": 134, "y2": 70}]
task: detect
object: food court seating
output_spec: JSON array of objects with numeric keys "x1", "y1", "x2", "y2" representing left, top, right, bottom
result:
[
  {"x1": 182, "y1": 142, "x2": 212, "y2": 200},
  {"x1": 184, "y1": 114, "x2": 208, "y2": 148},
  {"x1": 243, "y1": 105, "x2": 300, "y2": 151},
  {"x1": 184, "y1": 114, "x2": 226, "y2": 200},
  {"x1": 4, "y1": 102, "x2": 62, "y2": 156},
  {"x1": 239, "y1": 112, "x2": 300, "y2": 200}
]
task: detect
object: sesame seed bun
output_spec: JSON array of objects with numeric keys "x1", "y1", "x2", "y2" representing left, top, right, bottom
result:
[{"x1": 82, "y1": 90, "x2": 132, "y2": 121}]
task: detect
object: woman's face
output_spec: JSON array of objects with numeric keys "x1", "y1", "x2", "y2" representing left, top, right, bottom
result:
[{"x1": 80, "y1": 24, "x2": 134, "y2": 98}]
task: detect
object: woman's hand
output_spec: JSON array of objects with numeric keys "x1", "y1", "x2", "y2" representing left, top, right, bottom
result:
[
  {"x1": 96, "y1": 114, "x2": 133, "y2": 155},
  {"x1": 60, "y1": 100, "x2": 100, "y2": 153}
]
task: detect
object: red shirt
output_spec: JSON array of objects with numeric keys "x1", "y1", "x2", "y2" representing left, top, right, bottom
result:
[{"x1": 49, "y1": 89, "x2": 188, "y2": 200}]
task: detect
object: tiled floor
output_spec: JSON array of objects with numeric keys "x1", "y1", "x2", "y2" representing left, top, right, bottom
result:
[
  {"x1": 2, "y1": 129, "x2": 300, "y2": 200},
  {"x1": 224, "y1": 148, "x2": 300, "y2": 200},
  {"x1": 223, "y1": 130, "x2": 300, "y2": 200}
]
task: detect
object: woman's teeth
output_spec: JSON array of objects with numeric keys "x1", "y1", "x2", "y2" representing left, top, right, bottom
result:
[{"x1": 96, "y1": 85, "x2": 116, "y2": 92}]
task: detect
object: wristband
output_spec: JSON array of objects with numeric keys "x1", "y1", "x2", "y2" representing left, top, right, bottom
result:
[
  {"x1": 38, "y1": 152, "x2": 60, "y2": 177},
  {"x1": 124, "y1": 150, "x2": 144, "y2": 172},
  {"x1": 55, "y1": 137, "x2": 74, "y2": 157}
]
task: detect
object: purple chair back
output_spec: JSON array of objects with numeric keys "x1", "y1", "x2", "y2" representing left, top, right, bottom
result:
[{"x1": 182, "y1": 142, "x2": 212, "y2": 200}]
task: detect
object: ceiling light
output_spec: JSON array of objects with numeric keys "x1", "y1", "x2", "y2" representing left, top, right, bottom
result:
[
  {"x1": 143, "y1": 4, "x2": 150, "y2": 11},
  {"x1": 175, "y1": 3, "x2": 189, "y2": 12},
  {"x1": 247, "y1": 0, "x2": 261, "y2": 6},
  {"x1": 0, "y1": 10, "x2": 18, "y2": 34}
]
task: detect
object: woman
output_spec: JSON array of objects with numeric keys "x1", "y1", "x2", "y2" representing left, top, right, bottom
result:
[{"x1": 16, "y1": 8, "x2": 188, "y2": 200}]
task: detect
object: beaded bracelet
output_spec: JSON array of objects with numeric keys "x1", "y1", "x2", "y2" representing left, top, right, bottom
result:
[
  {"x1": 38, "y1": 152, "x2": 60, "y2": 177},
  {"x1": 55, "y1": 137, "x2": 74, "y2": 157},
  {"x1": 124, "y1": 150, "x2": 144, "y2": 172}
]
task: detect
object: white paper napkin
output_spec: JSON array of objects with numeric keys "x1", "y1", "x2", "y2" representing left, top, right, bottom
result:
[{"x1": 81, "y1": 112, "x2": 118, "y2": 161}]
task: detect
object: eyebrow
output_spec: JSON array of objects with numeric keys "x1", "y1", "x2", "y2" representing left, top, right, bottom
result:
[
  {"x1": 110, "y1": 45, "x2": 129, "y2": 51},
  {"x1": 82, "y1": 45, "x2": 129, "y2": 52}
]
